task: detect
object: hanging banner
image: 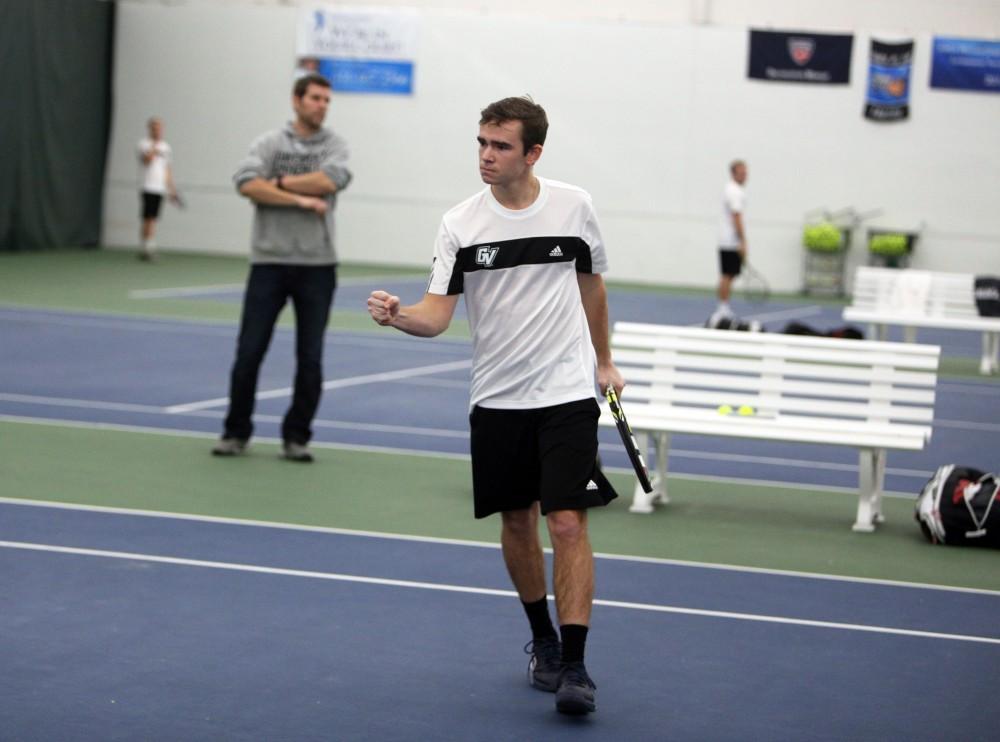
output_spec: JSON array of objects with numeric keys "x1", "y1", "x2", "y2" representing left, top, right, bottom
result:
[
  {"x1": 930, "y1": 36, "x2": 1000, "y2": 93},
  {"x1": 864, "y1": 39, "x2": 913, "y2": 122},
  {"x1": 748, "y1": 29, "x2": 853, "y2": 84},
  {"x1": 297, "y1": 6, "x2": 418, "y2": 95}
]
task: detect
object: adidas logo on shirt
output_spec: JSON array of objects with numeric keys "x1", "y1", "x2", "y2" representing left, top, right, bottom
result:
[
  {"x1": 549, "y1": 245, "x2": 563, "y2": 257},
  {"x1": 586, "y1": 480, "x2": 598, "y2": 491}
]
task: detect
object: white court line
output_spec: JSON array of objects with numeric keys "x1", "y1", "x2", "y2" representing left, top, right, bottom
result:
[
  {"x1": 2, "y1": 539, "x2": 998, "y2": 645},
  {"x1": 4, "y1": 496, "x2": 997, "y2": 596},
  {"x1": 4, "y1": 390, "x2": 995, "y2": 458},
  {"x1": 164, "y1": 359, "x2": 473, "y2": 413},
  {"x1": 0, "y1": 406, "x2": 940, "y2": 480},
  {"x1": 126, "y1": 274, "x2": 427, "y2": 300},
  {"x1": 0, "y1": 307, "x2": 472, "y2": 354},
  {"x1": 0, "y1": 398, "x2": 470, "y2": 439},
  {"x1": 128, "y1": 283, "x2": 244, "y2": 299}
]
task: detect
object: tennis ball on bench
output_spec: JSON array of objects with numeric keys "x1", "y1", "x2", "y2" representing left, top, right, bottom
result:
[
  {"x1": 738, "y1": 405, "x2": 755, "y2": 416},
  {"x1": 717, "y1": 404, "x2": 733, "y2": 415}
]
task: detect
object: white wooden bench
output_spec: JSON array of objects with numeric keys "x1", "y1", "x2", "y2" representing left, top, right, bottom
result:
[
  {"x1": 843, "y1": 266, "x2": 1000, "y2": 375},
  {"x1": 599, "y1": 322, "x2": 940, "y2": 532}
]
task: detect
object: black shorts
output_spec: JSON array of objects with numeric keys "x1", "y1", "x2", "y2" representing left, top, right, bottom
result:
[
  {"x1": 719, "y1": 249, "x2": 743, "y2": 277},
  {"x1": 141, "y1": 192, "x2": 164, "y2": 219},
  {"x1": 469, "y1": 398, "x2": 618, "y2": 519}
]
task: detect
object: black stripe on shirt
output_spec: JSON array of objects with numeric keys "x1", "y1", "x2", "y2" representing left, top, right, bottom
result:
[{"x1": 446, "y1": 236, "x2": 593, "y2": 294}]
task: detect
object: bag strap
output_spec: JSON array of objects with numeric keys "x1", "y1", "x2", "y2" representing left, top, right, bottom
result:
[{"x1": 960, "y1": 473, "x2": 999, "y2": 538}]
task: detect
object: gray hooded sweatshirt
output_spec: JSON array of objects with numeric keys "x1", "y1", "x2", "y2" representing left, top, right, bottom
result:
[{"x1": 233, "y1": 122, "x2": 352, "y2": 265}]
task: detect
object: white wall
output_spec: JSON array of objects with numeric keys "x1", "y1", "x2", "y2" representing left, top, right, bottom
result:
[{"x1": 103, "y1": 1, "x2": 1000, "y2": 290}]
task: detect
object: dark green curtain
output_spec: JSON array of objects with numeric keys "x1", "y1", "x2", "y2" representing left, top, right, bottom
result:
[{"x1": 0, "y1": 0, "x2": 114, "y2": 251}]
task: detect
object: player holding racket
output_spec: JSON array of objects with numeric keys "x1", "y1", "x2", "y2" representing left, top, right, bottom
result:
[
  {"x1": 714, "y1": 159, "x2": 749, "y2": 319},
  {"x1": 368, "y1": 96, "x2": 622, "y2": 716},
  {"x1": 136, "y1": 117, "x2": 178, "y2": 261}
]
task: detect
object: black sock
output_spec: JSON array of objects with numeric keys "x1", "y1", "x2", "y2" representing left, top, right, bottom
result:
[
  {"x1": 521, "y1": 597, "x2": 557, "y2": 640},
  {"x1": 560, "y1": 624, "x2": 588, "y2": 664}
]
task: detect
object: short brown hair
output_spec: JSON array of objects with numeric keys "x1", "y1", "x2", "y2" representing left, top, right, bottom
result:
[
  {"x1": 294, "y1": 73, "x2": 332, "y2": 98},
  {"x1": 479, "y1": 96, "x2": 548, "y2": 154}
]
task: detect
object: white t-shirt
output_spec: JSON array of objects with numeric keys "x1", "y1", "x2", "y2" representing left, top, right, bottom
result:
[
  {"x1": 718, "y1": 179, "x2": 746, "y2": 249},
  {"x1": 137, "y1": 138, "x2": 171, "y2": 194},
  {"x1": 427, "y1": 177, "x2": 609, "y2": 410}
]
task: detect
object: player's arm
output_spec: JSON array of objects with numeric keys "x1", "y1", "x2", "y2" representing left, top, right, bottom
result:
[
  {"x1": 138, "y1": 143, "x2": 156, "y2": 165},
  {"x1": 577, "y1": 272, "x2": 624, "y2": 396},
  {"x1": 731, "y1": 211, "x2": 746, "y2": 256},
  {"x1": 277, "y1": 141, "x2": 352, "y2": 196},
  {"x1": 238, "y1": 178, "x2": 327, "y2": 214},
  {"x1": 368, "y1": 291, "x2": 458, "y2": 338},
  {"x1": 166, "y1": 163, "x2": 178, "y2": 201},
  {"x1": 275, "y1": 171, "x2": 337, "y2": 196},
  {"x1": 233, "y1": 134, "x2": 326, "y2": 213}
]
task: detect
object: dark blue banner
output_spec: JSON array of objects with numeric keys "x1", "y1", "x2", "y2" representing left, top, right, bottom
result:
[
  {"x1": 864, "y1": 39, "x2": 913, "y2": 122},
  {"x1": 930, "y1": 36, "x2": 1000, "y2": 93},
  {"x1": 748, "y1": 29, "x2": 853, "y2": 84}
]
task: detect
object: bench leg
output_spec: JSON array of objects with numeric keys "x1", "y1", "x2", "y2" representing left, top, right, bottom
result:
[
  {"x1": 629, "y1": 432, "x2": 656, "y2": 513},
  {"x1": 651, "y1": 432, "x2": 670, "y2": 505},
  {"x1": 980, "y1": 332, "x2": 999, "y2": 375},
  {"x1": 853, "y1": 448, "x2": 887, "y2": 532},
  {"x1": 628, "y1": 432, "x2": 670, "y2": 513}
]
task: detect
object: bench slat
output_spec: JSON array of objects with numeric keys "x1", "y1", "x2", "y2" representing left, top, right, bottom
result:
[
  {"x1": 618, "y1": 385, "x2": 935, "y2": 422},
  {"x1": 600, "y1": 409, "x2": 928, "y2": 450},
  {"x1": 617, "y1": 366, "x2": 936, "y2": 403},
  {"x1": 612, "y1": 333, "x2": 941, "y2": 370},
  {"x1": 614, "y1": 356, "x2": 938, "y2": 392},
  {"x1": 600, "y1": 404, "x2": 931, "y2": 440},
  {"x1": 616, "y1": 321, "x2": 941, "y2": 356}
]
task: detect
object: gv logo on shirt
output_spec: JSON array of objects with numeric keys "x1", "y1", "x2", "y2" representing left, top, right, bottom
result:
[{"x1": 475, "y1": 246, "x2": 499, "y2": 267}]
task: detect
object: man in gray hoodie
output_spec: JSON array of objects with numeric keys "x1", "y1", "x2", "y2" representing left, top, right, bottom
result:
[{"x1": 212, "y1": 73, "x2": 352, "y2": 462}]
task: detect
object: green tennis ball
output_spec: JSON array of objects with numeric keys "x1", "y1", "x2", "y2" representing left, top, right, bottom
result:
[
  {"x1": 803, "y1": 222, "x2": 843, "y2": 252},
  {"x1": 738, "y1": 405, "x2": 755, "y2": 416},
  {"x1": 869, "y1": 233, "x2": 909, "y2": 256},
  {"x1": 717, "y1": 404, "x2": 733, "y2": 415}
]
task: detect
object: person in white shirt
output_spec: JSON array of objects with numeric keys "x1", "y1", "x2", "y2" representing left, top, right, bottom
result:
[
  {"x1": 136, "y1": 117, "x2": 177, "y2": 261},
  {"x1": 368, "y1": 96, "x2": 622, "y2": 716},
  {"x1": 715, "y1": 159, "x2": 748, "y2": 317}
]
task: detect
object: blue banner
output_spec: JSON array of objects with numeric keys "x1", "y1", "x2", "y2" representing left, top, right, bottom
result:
[
  {"x1": 318, "y1": 59, "x2": 414, "y2": 95},
  {"x1": 299, "y1": 8, "x2": 418, "y2": 97},
  {"x1": 930, "y1": 36, "x2": 1000, "y2": 93},
  {"x1": 864, "y1": 39, "x2": 913, "y2": 122}
]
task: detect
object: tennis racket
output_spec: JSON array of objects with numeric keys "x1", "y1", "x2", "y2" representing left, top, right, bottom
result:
[
  {"x1": 604, "y1": 386, "x2": 653, "y2": 494},
  {"x1": 741, "y1": 260, "x2": 770, "y2": 303},
  {"x1": 169, "y1": 192, "x2": 186, "y2": 209}
]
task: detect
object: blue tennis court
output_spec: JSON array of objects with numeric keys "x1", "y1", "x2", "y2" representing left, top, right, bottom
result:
[
  {"x1": 2, "y1": 500, "x2": 998, "y2": 741},
  {"x1": 2, "y1": 277, "x2": 999, "y2": 740}
]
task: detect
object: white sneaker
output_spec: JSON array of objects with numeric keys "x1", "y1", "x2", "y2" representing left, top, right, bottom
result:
[
  {"x1": 282, "y1": 441, "x2": 314, "y2": 463},
  {"x1": 211, "y1": 437, "x2": 247, "y2": 456}
]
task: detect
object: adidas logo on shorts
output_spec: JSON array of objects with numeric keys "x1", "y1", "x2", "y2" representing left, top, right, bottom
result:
[
  {"x1": 549, "y1": 246, "x2": 563, "y2": 257},
  {"x1": 586, "y1": 480, "x2": 598, "y2": 491}
]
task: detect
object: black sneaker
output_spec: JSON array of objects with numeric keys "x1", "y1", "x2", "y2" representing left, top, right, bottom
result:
[
  {"x1": 524, "y1": 636, "x2": 562, "y2": 692},
  {"x1": 555, "y1": 661, "x2": 596, "y2": 715}
]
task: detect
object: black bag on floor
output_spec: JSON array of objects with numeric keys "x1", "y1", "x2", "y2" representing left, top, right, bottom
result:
[
  {"x1": 974, "y1": 276, "x2": 1000, "y2": 316},
  {"x1": 706, "y1": 312, "x2": 762, "y2": 332},
  {"x1": 915, "y1": 464, "x2": 1000, "y2": 546},
  {"x1": 783, "y1": 321, "x2": 864, "y2": 339}
]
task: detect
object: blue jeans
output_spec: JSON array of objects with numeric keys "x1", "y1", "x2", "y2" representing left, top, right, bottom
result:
[{"x1": 223, "y1": 264, "x2": 337, "y2": 444}]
